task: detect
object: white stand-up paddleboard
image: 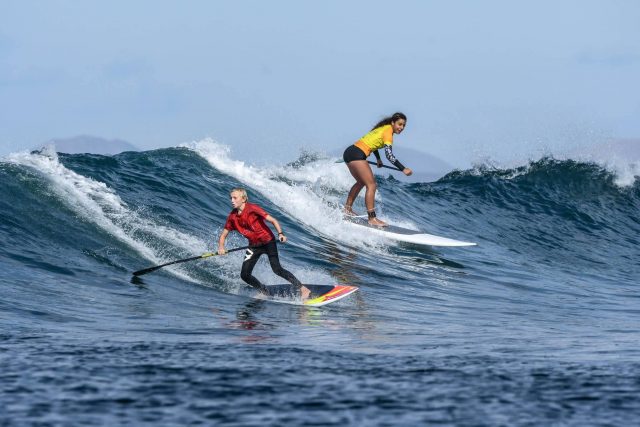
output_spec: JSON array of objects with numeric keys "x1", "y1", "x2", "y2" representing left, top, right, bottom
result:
[{"x1": 345, "y1": 217, "x2": 477, "y2": 247}]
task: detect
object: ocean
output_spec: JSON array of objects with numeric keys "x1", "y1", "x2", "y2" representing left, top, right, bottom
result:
[{"x1": 1, "y1": 139, "x2": 639, "y2": 426}]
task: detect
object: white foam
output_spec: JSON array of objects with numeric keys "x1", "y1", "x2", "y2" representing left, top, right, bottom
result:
[
  {"x1": 570, "y1": 139, "x2": 640, "y2": 187},
  {"x1": 591, "y1": 156, "x2": 639, "y2": 187}
]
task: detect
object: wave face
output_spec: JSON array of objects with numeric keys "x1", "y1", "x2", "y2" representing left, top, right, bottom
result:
[{"x1": 2, "y1": 140, "x2": 639, "y2": 425}]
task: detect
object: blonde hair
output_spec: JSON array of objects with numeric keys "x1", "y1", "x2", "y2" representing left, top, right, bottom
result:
[{"x1": 230, "y1": 187, "x2": 248, "y2": 202}]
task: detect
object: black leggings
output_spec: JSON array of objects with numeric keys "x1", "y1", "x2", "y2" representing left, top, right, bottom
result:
[{"x1": 241, "y1": 240, "x2": 302, "y2": 294}]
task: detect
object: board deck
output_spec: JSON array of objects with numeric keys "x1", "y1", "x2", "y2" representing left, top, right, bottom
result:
[
  {"x1": 345, "y1": 216, "x2": 477, "y2": 247},
  {"x1": 264, "y1": 284, "x2": 358, "y2": 307}
]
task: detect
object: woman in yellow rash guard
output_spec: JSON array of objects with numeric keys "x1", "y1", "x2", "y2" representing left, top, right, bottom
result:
[{"x1": 342, "y1": 112, "x2": 413, "y2": 227}]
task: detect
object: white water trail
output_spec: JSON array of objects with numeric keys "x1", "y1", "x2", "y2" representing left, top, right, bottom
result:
[{"x1": 181, "y1": 138, "x2": 396, "y2": 248}]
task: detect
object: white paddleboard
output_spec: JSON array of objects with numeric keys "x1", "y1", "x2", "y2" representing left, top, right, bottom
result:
[{"x1": 345, "y1": 216, "x2": 476, "y2": 247}]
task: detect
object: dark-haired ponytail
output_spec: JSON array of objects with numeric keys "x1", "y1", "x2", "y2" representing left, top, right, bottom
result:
[{"x1": 371, "y1": 112, "x2": 407, "y2": 131}]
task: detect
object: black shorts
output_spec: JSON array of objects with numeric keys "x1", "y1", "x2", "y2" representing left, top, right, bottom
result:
[{"x1": 343, "y1": 145, "x2": 367, "y2": 163}]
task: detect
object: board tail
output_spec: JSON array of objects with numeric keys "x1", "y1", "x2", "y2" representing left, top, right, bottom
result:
[
  {"x1": 262, "y1": 284, "x2": 359, "y2": 307},
  {"x1": 304, "y1": 285, "x2": 358, "y2": 307}
]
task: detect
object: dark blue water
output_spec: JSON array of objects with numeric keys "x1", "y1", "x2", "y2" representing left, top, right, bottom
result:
[{"x1": 2, "y1": 140, "x2": 639, "y2": 426}]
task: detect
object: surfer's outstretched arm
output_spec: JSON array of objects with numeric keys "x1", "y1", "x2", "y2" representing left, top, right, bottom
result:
[
  {"x1": 384, "y1": 145, "x2": 412, "y2": 176},
  {"x1": 264, "y1": 215, "x2": 287, "y2": 243}
]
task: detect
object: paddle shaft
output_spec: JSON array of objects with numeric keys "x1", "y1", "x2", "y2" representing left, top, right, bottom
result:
[
  {"x1": 366, "y1": 160, "x2": 402, "y2": 171},
  {"x1": 335, "y1": 159, "x2": 402, "y2": 171},
  {"x1": 132, "y1": 245, "x2": 250, "y2": 276}
]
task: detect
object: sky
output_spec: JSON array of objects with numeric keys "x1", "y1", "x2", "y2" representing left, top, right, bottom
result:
[{"x1": 1, "y1": 0, "x2": 639, "y2": 167}]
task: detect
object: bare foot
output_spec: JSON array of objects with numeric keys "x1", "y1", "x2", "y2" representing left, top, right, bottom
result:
[
  {"x1": 301, "y1": 286, "x2": 311, "y2": 301},
  {"x1": 343, "y1": 207, "x2": 358, "y2": 217},
  {"x1": 368, "y1": 217, "x2": 388, "y2": 227}
]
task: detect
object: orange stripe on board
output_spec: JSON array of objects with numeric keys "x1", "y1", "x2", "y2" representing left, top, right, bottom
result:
[{"x1": 323, "y1": 286, "x2": 355, "y2": 301}]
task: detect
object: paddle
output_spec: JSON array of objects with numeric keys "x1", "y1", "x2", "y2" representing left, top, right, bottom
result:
[
  {"x1": 132, "y1": 245, "x2": 250, "y2": 276},
  {"x1": 335, "y1": 159, "x2": 402, "y2": 171},
  {"x1": 366, "y1": 161, "x2": 402, "y2": 171}
]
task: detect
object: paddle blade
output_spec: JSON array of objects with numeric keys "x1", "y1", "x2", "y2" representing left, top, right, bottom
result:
[{"x1": 132, "y1": 265, "x2": 163, "y2": 276}]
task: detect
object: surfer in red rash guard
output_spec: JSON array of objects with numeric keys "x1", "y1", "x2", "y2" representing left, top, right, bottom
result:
[{"x1": 217, "y1": 188, "x2": 310, "y2": 300}]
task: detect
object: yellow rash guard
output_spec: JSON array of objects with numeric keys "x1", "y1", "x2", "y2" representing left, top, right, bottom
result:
[
  {"x1": 354, "y1": 124, "x2": 393, "y2": 156},
  {"x1": 352, "y1": 124, "x2": 406, "y2": 170}
]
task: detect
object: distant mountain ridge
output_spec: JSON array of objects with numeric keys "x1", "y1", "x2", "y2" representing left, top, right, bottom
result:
[{"x1": 43, "y1": 135, "x2": 139, "y2": 155}]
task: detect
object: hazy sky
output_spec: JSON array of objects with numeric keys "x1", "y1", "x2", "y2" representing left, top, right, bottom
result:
[{"x1": 1, "y1": 1, "x2": 639, "y2": 166}]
